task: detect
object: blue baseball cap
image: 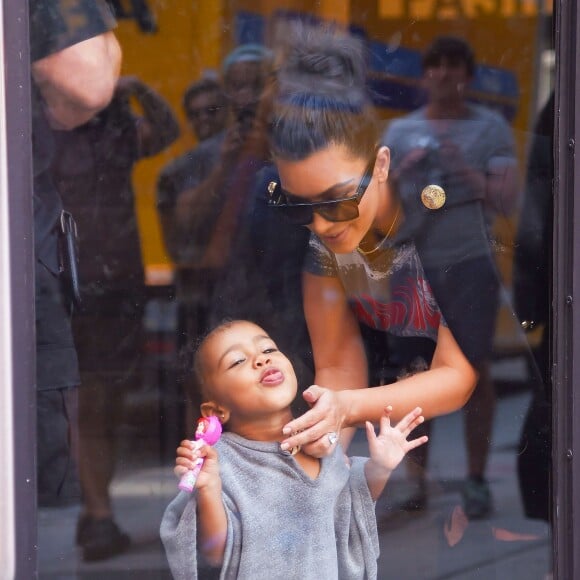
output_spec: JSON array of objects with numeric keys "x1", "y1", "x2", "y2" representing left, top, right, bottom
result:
[{"x1": 222, "y1": 43, "x2": 273, "y2": 73}]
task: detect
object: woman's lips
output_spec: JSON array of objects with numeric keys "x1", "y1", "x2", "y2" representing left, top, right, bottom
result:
[
  {"x1": 260, "y1": 368, "x2": 284, "y2": 386},
  {"x1": 320, "y1": 227, "x2": 349, "y2": 246}
]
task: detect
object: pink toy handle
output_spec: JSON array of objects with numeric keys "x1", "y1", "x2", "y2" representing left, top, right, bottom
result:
[{"x1": 178, "y1": 416, "x2": 223, "y2": 493}]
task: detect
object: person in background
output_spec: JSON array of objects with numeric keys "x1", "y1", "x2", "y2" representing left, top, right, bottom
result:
[
  {"x1": 157, "y1": 44, "x2": 272, "y2": 263},
  {"x1": 183, "y1": 76, "x2": 228, "y2": 143},
  {"x1": 513, "y1": 92, "x2": 554, "y2": 524},
  {"x1": 51, "y1": 75, "x2": 179, "y2": 561},
  {"x1": 382, "y1": 36, "x2": 519, "y2": 517},
  {"x1": 30, "y1": 0, "x2": 121, "y2": 509},
  {"x1": 156, "y1": 44, "x2": 273, "y2": 423},
  {"x1": 158, "y1": 77, "x2": 228, "y2": 212}
]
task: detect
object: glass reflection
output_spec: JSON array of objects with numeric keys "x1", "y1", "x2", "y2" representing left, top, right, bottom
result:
[
  {"x1": 51, "y1": 75, "x2": 179, "y2": 562},
  {"x1": 514, "y1": 91, "x2": 554, "y2": 525},
  {"x1": 35, "y1": 1, "x2": 553, "y2": 578}
]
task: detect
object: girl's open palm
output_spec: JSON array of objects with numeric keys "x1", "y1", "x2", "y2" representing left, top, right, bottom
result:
[{"x1": 366, "y1": 406, "x2": 428, "y2": 473}]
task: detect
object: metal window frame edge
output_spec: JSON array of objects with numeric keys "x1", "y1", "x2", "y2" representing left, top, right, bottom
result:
[
  {"x1": 0, "y1": 0, "x2": 16, "y2": 572},
  {"x1": 0, "y1": 0, "x2": 577, "y2": 577},
  {"x1": 1, "y1": 0, "x2": 36, "y2": 577},
  {"x1": 554, "y1": 0, "x2": 580, "y2": 576}
]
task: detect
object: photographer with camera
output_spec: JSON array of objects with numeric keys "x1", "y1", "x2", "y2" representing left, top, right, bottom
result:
[
  {"x1": 157, "y1": 44, "x2": 272, "y2": 263},
  {"x1": 156, "y1": 44, "x2": 273, "y2": 418}
]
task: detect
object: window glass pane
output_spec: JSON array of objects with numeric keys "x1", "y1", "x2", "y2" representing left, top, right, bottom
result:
[{"x1": 33, "y1": 1, "x2": 554, "y2": 577}]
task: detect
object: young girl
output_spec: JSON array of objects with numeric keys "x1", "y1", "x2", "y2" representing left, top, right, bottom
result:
[{"x1": 161, "y1": 320, "x2": 427, "y2": 580}]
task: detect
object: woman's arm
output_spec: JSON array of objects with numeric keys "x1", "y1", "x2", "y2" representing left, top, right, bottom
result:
[
  {"x1": 32, "y1": 32, "x2": 122, "y2": 130},
  {"x1": 116, "y1": 76, "x2": 180, "y2": 157},
  {"x1": 347, "y1": 324, "x2": 477, "y2": 422},
  {"x1": 303, "y1": 271, "x2": 368, "y2": 390},
  {"x1": 301, "y1": 272, "x2": 368, "y2": 454},
  {"x1": 281, "y1": 323, "x2": 477, "y2": 454}
]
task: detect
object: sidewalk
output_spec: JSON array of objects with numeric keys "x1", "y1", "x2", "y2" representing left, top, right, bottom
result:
[
  {"x1": 38, "y1": 387, "x2": 551, "y2": 579},
  {"x1": 371, "y1": 392, "x2": 551, "y2": 579}
]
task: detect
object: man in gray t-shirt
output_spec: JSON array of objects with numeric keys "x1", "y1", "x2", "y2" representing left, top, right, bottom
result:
[
  {"x1": 384, "y1": 102, "x2": 517, "y2": 265},
  {"x1": 381, "y1": 36, "x2": 519, "y2": 519}
]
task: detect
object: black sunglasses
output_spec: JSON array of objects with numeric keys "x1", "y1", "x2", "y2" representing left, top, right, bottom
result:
[
  {"x1": 187, "y1": 105, "x2": 224, "y2": 120},
  {"x1": 266, "y1": 156, "x2": 376, "y2": 226}
]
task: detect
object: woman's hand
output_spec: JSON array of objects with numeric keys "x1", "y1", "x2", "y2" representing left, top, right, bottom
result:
[
  {"x1": 280, "y1": 385, "x2": 349, "y2": 457},
  {"x1": 174, "y1": 439, "x2": 221, "y2": 491}
]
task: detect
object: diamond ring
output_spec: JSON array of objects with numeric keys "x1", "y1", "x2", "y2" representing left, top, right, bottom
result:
[{"x1": 327, "y1": 432, "x2": 338, "y2": 446}]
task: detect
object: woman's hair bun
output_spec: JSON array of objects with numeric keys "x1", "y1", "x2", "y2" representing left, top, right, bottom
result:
[
  {"x1": 278, "y1": 25, "x2": 367, "y2": 93},
  {"x1": 270, "y1": 23, "x2": 378, "y2": 161}
]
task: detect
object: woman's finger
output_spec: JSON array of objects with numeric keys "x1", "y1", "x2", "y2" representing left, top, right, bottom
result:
[
  {"x1": 281, "y1": 406, "x2": 325, "y2": 439},
  {"x1": 280, "y1": 419, "x2": 333, "y2": 453},
  {"x1": 301, "y1": 385, "x2": 326, "y2": 406},
  {"x1": 281, "y1": 385, "x2": 332, "y2": 436},
  {"x1": 301, "y1": 438, "x2": 334, "y2": 458}
]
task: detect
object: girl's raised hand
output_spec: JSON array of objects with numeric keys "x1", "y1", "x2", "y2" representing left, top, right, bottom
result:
[{"x1": 365, "y1": 406, "x2": 428, "y2": 474}]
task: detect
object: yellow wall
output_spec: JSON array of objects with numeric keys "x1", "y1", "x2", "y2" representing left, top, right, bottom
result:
[{"x1": 115, "y1": 1, "x2": 225, "y2": 279}]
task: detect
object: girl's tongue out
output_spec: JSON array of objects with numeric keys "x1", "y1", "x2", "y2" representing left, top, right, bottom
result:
[{"x1": 261, "y1": 368, "x2": 284, "y2": 386}]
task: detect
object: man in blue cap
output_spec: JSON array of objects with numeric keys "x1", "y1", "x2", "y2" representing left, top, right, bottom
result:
[
  {"x1": 157, "y1": 43, "x2": 272, "y2": 263},
  {"x1": 156, "y1": 43, "x2": 273, "y2": 418}
]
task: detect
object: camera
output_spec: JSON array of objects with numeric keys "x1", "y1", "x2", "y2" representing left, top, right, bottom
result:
[
  {"x1": 415, "y1": 135, "x2": 440, "y2": 153},
  {"x1": 236, "y1": 104, "x2": 258, "y2": 134}
]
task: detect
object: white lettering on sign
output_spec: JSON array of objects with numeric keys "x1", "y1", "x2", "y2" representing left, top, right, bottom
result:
[{"x1": 378, "y1": 0, "x2": 552, "y2": 19}]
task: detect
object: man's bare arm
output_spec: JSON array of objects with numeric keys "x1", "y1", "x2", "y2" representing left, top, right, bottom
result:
[{"x1": 32, "y1": 31, "x2": 122, "y2": 130}]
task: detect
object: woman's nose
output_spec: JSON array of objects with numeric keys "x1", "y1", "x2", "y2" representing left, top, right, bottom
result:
[{"x1": 308, "y1": 212, "x2": 334, "y2": 235}]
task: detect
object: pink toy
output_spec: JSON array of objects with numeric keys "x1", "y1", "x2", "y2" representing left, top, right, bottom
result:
[{"x1": 178, "y1": 416, "x2": 223, "y2": 493}]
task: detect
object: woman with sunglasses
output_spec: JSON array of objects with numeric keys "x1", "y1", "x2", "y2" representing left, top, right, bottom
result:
[{"x1": 264, "y1": 27, "x2": 478, "y2": 457}]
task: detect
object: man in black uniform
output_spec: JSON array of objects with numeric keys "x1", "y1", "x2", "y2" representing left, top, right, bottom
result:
[
  {"x1": 52, "y1": 75, "x2": 179, "y2": 560},
  {"x1": 30, "y1": 0, "x2": 121, "y2": 508}
]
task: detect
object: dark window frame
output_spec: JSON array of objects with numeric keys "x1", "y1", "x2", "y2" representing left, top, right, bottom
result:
[
  {"x1": 554, "y1": 0, "x2": 580, "y2": 575},
  {"x1": 1, "y1": 0, "x2": 578, "y2": 576},
  {"x1": 3, "y1": 0, "x2": 36, "y2": 577}
]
